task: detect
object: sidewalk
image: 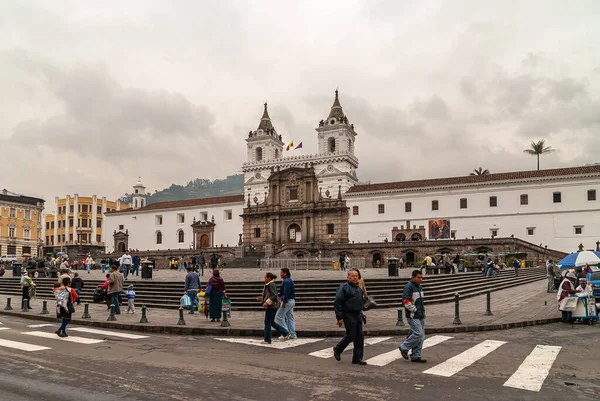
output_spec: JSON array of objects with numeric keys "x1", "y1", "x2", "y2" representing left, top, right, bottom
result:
[{"x1": 0, "y1": 281, "x2": 561, "y2": 336}]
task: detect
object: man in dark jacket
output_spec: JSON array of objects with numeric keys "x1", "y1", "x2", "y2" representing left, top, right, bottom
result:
[
  {"x1": 132, "y1": 253, "x2": 141, "y2": 276},
  {"x1": 399, "y1": 270, "x2": 426, "y2": 363},
  {"x1": 71, "y1": 273, "x2": 84, "y2": 304},
  {"x1": 333, "y1": 270, "x2": 366, "y2": 365}
]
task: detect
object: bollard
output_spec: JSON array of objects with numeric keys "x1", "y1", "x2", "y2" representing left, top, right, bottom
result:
[
  {"x1": 139, "y1": 305, "x2": 148, "y2": 323},
  {"x1": 177, "y1": 307, "x2": 186, "y2": 325},
  {"x1": 107, "y1": 304, "x2": 117, "y2": 321},
  {"x1": 453, "y1": 293, "x2": 462, "y2": 325},
  {"x1": 396, "y1": 306, "x2": 405, "y2": 326},
  {"x1": 21, "y1": 298, "x2": 30, "y2": 312},
  {"x1": 484, "y1": 291, "x2": 493, "y2": 316},
  {"x1": 220, "y1": 310, "x2": 231, "y2": 327},
  {"x1": 81, "y1": 302, "x2": 91, "y2": 319},
  {"x1": 4, "y1": 297, "x2": 13, "y2": 311},
  {"x1": 40, "y1": 300, "x2": 49, "y2": 315}
]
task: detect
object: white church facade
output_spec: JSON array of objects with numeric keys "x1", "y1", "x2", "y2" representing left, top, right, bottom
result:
[{"x1": 103, "y1": 91, "x2": 600, "y2": 254}]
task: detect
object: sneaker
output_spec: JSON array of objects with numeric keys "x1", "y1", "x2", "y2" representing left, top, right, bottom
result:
[
  {"x1": 58, "y1": 333, "x2": 68, "y2": 338},
  {"x1": 400, "y1": 347, "x2": 409, "y2": 360},
  {"x1": 411, "y1": 358, "x2": 427, "y2": 363},
  {"x1": 278, "y1": 336, "x2": 285, "y2": 340},
  {"x1": 352, "y1": 360, "x2": 368, "y2": 365},
  {"x1": 333, "y1": 347, "x2": 341, "y2": 361}
]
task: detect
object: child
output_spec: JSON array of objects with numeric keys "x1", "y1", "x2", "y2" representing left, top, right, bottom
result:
[{"x1": 122, "y1": 284, "x2": 136, "y2": 313}]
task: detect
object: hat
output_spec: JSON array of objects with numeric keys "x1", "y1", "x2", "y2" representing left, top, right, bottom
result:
[
  {"x1": 127, "y1": 284, "x2": 134, "y2": 290},
  {"x1": 566, "y1": 272, "x2": 577, "y2": 279}
]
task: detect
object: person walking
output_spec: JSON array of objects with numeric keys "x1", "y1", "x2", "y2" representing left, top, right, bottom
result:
[
  {"x1": 107, "y1": 264, "x2": 124, "y2": 315},
  {"x1": 546, "y1": 259, "x2": 555, "y2": 292},
  {"x1": 259, "y1": 272, "x2": 289, "y2": 344},
  {"x1": 339, "y1": 254, "x2": 346, "y2": 271},
  {"x1": 485, "y1": 257, "x2": 496, "y2": 278},
  {"x1": 513, "y1": 258, "x2": 521, "y2": 277},
  {"x1": 71, "y1": 272, "x2": 84, "y2": 304},
  {"x1": 122, "y1": 285, "x2": 136, "y2": 313},
  {"x1": 85, "y1": 255, "x2": 93, "y2": 274},
  {"x1": 20, "y1": 271, "x2": 35, "y2": 307},
  {"x1": 99, "y1": 273, "x2": 112, "y2": 309},
  {"x1": 118, "y1": 251, "x2": 133, "y2": 280},
  {"x1": 54, "y1": 277, "x2": 78, "y2": 337},
  {"x1": 183, "y1": 265, "x2": 201, "y2": 314},
  {"x1": 276, "y1": 268, "x2": 297, "y2": 340},
  {"x1": 399, "y1": 270, "x2": 427, "y2": 363},
  {"x1": 332, "y1": 270, "x2": 367, "y2": 365},
  {"x1": 132, "y1": 253, "x2": 141, "y2": 276},
  {"x1": 206, "y1": 268, "x2": 226, "y2": 322}
]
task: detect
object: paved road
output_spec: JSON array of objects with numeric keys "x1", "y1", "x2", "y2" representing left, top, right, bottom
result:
[{"x1": 0, "y1": 315, "x2": 598, "y2": 400}]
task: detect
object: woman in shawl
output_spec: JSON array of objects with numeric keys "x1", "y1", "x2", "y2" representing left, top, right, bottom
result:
[{"x1": 206, "y1": 268, "x2": 226, "y2": 322}]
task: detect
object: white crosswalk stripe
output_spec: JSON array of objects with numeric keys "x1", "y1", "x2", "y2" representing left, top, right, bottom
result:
[
  {"x1": 503, "y1": 345, "x2": 562, "y2": 392},
  {"x1": 423, "y1": 339, "x2": 506, "y2": 377},
  {"x1": 27, "y1": 324, "x2": 55, "y2": 328},
  {"x1": 0, "y1": 327, "x2": 10, "y2": 331},
  {"x1": 215, "y1": 337, "x2": 324, "y2": 349},
  {"x1": 0, "y1": 338, "x2": 51, "y2": 352},
  {"x1": 309, "y1": 337, "x2": 391, "y2": 358},
  {"x1": 69, "y1": 327, "x2": 149, "y2": 339},
  {"x1": 23, "y1": 331, "x2": 105, "y2": 344},
  {"x1": 366, "y1": 335, "x2": 453, "y2": 366}
]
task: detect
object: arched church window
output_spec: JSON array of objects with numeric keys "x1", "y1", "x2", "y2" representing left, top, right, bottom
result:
[
  {"x1": 140, "y1": 199, "x2": 144, "y2": 207},
  {"x1": 134, "y1": 199, "x2": 138, "y2": 208},
  {"x1": 177, "y1": 229, "x2": 185, "y2": 243},
  {"x1": 256, "y1": 147, "x2": 263, "y2": 161},
  {"x1": 328, "y1": 137, "x2": 336, "y2": 153},
  {"x1": 156, "y1": 231, "x2": 163, "y2": 245}
]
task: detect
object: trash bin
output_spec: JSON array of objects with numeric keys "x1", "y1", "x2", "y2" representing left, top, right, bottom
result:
[
  {"x1": 12, "y1": 263, "x2": 22, "y2": 277},
  {"x1": 141, "y1": 260, "x2": 154, "y2": 279},
  {"x1": 387, "y1": 257, "x2": 399, "y2": 277}
]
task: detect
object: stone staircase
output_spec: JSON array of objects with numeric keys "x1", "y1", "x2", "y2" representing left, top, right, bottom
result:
[{"x1": 0, "y1": 268, "x2": 546, "y2": 311}]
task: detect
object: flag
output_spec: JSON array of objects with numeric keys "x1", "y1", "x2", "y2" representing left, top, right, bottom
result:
[
  {"x1": 294, "y1": 142, "x2": 303, "y2": 150},
  {"x1": 286, "y1": 140, "x2": 294, "y2": 151}
]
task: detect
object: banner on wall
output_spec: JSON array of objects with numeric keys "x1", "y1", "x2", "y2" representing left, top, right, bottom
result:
[{"x1": 428, "y1": 220, "x2": 450, "y2": 239}]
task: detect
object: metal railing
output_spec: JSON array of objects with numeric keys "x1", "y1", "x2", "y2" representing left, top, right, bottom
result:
[{"x1": 259, "y1": 257, "x2": 366, "y2": 271}]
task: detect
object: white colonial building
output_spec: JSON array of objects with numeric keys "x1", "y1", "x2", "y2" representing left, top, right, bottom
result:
[
  {"x1": 345, "y1": 166, "x2": 600, "y2": 253},
  {"x1": 102, "y1": 91, "x2": 600, "y2": 254}
]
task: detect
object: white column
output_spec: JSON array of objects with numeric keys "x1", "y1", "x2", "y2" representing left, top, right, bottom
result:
[
  {"x1": 53, "y1": 196, "x2": 59, "y2": 246},
  {"x1": 101, "y1": 197, "x2": 107, "y2": 247},
  {"x1": 73, "y1": 194, "x2": 78, "y2": 244},
  {"x1": 91, "y1": 195, "x2": 97, "y2": 245},
  {"x1": 116, "y1": 199, "x2": 121, "y2": 211}
]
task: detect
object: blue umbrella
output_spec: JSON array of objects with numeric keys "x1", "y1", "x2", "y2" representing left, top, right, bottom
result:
[{"x1": 557, "y1": 251, "x2": 600, "y2": 269}]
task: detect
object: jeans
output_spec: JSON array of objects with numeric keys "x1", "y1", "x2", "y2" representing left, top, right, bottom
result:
[
  {"x1": 58, "y1": 318, "x2": 70, "y2": 334},
  {"x1": 86, "y1": 263, "x2": 91, "y2": 273},
  {"x1": 122, "y1": 264, "x2": 131, "y2": 279},
  {"x1": 110, "y1": 292, "x2": 121, "y2": 314},
  {"x1": 187, "y1": 290, "x2": 198, "y2": 313},
  {"x1": 486, "y1": 267, "x2": 496, "y2": 278},
  {"x1": 133, "y1": 264, "x2": 140, "y2": 276},
  {"x1": 276, "y1": 299, "x2": 296, "y2": 339},
  {"x1": 100, "y1": 263, "x2": 106, "y2": 273},
  {"x1": 400, "y1": 318, "x2": 425, "y2": 359},
  {"x1": 335, "y1": 312, "x2": 364, "y2": 363},
  {"x1": 264, "y1": 308, "x2": 288, "y2": 343}
]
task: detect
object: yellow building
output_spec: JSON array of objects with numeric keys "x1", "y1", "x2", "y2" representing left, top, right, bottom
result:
[
  {"x1": 0, "y1": 191, "x2": 45, "y2": 259},
  {"x1": 44, "y1": 194, "x2": 130, "y2": 258}
]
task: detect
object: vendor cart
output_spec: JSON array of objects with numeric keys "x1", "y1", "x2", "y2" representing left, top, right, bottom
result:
[{"x1": 559, "y1": 294, "x2": 598, "y2": 324}]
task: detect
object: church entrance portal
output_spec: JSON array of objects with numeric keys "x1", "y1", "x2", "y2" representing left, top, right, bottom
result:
[
  {"x1": 200, "y1": 235, "x2": 210, "y2": 248},
  {"x1": 405, "y1": 251, "x2": 415, "y2": 266},
  {"x1": 117, "y1": 242, "x2": 127, "y2": 253},
  {"x1": 287, "y1": 224, "x2": 302, "y2": 243},
  {"x1": 372, "y1": 252, "x2": 382, "y2": 267}
]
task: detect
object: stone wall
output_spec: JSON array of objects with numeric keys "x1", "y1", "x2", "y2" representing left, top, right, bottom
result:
[{"x1": 101, "y1": 246, "x2": 237, "y2": 269}]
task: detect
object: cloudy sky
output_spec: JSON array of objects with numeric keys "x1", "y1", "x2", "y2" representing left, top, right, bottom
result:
[{"x1": 2, "y1": 0, "x2": 599, "y2": 207}]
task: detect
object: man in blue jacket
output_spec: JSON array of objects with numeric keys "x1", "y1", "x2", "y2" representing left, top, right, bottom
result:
[
  {"x1": 183, "y1": 265, "x2": 201, "y2": 314},
  {"x1": 333, "y1": 270, "x2": 366, "y2": 365},
  {"x1": 399, "y1": 270, "x2": 426, "y2": 363},
  {"x1": 277, "y1": 267, "x2": 297, "y2": 339}
]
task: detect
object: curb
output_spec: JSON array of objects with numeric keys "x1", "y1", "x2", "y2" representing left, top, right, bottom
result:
[{"x1": 0, "y1": 309, "x2": 562, "y2": 337}]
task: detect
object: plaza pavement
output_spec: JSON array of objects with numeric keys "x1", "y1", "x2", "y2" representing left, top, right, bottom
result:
[{"x1": 0, "y1": 279, "x2": 561, "y2": 336}]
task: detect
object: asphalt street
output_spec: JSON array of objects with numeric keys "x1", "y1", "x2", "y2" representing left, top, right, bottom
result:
[{"x1": 0, "y1": 315, "x2": 598, "y2": 401}]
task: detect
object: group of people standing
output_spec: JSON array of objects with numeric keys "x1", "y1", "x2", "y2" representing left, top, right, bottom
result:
[{"x1": 183, "y1": 265, "x2": 227, "y2": 322}]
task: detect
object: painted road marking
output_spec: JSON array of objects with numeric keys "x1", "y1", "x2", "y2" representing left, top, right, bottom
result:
[
  {"x1": 309, "y1": 337, "x2": 391, "y2": 359},
  {"x1": 423, "y1": 340, "x2": 506, "y2": 377},
  {"x1": 23, "y1": 331, "x2": 104, "y2": 345},
  {"x1": 27, "y1": 324, "x2": 55, "y2": 328},
  {"x1": 69, "y1": 327, "x2": 149, "y2": 339},
  {"x1": 366, "y1": 335, "x2": 453, "y2": 366},
  {"x1": 215, "y1": 337, "x2": 323, "y2": 349},
  {"x1": 503, "y1": 345, "x2": 562, "y2": 392},
  {"x1": 0, "y1": 327, "x2": 10, "y2": 331},
  {"x1": 0, "y1": 338, "x2": 51, "y2": 352}
]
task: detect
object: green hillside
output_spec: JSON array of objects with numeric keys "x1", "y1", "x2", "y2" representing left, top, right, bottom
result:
[{"x1": 120, "y1": 174, "x2": 244, "y2": 205}]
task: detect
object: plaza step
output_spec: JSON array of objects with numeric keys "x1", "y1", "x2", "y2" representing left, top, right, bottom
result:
[{"x1": 0, "y1": 268, "x2": 546, "y2": 311}]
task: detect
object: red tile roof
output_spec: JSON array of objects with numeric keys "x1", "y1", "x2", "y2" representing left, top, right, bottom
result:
[
  {"x1": 106, "y1": 194, "x2": 244, "y2": 213},
  {"x1": 346, "y1": 165, "x2": 600, "y2": 194}
]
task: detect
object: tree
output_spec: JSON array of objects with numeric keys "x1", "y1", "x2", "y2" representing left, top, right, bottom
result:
[
  {"x1": 523, "y1": 139, "x2": 555, "y2": 170},
  {"x1": 470, "y1": 167, "x2": 490, "y2": 176}
]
